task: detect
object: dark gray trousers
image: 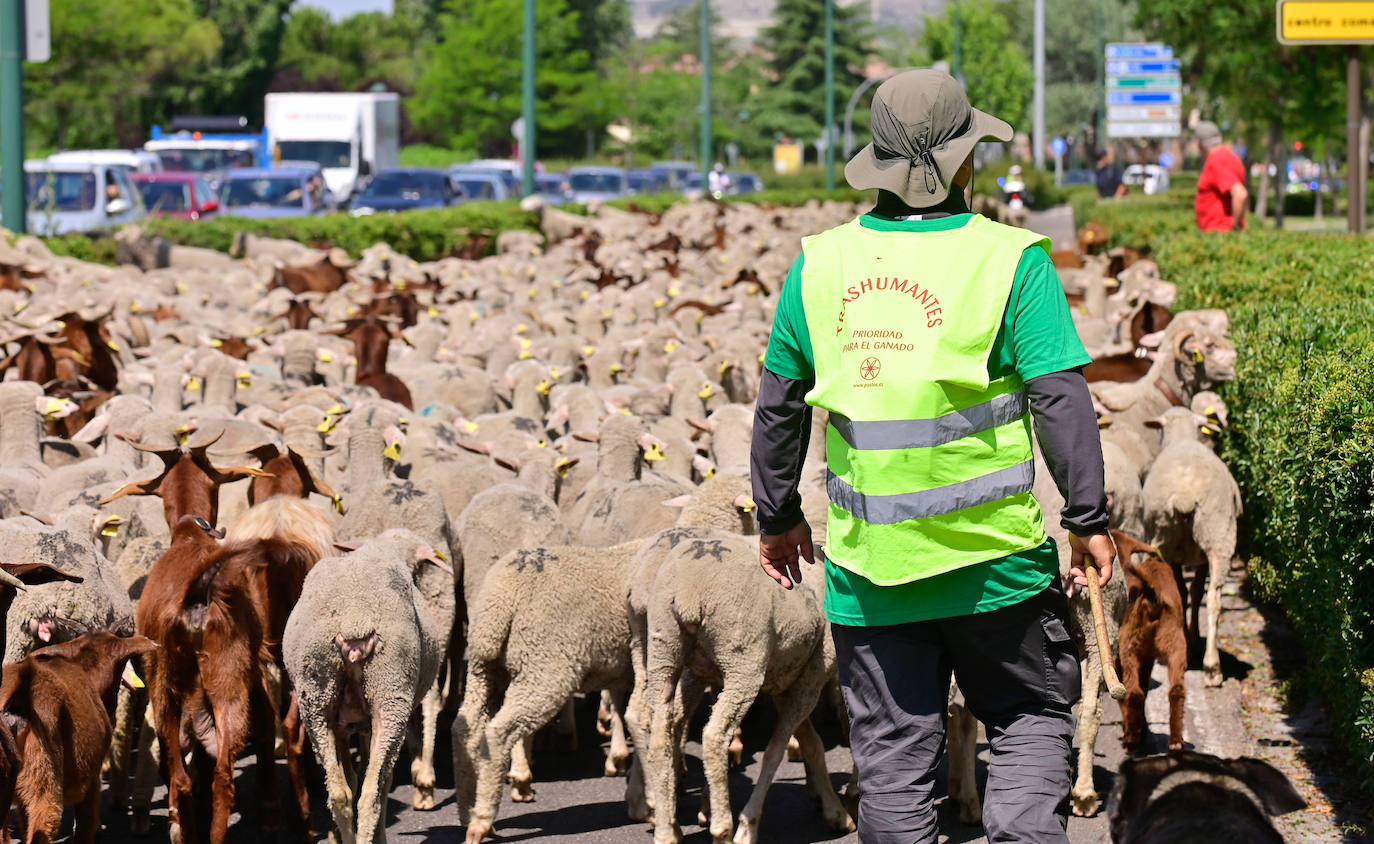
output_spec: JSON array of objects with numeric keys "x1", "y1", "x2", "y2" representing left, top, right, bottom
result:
[{"x1": 832, "y1": 585, "x2": 1080, "y2": 843}]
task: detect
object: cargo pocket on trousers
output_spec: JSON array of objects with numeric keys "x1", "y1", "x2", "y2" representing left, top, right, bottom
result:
[{"x1": 1040, "y1": 610, "x2": 1081, "y2": 707}]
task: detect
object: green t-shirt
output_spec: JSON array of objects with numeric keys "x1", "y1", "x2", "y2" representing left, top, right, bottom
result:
[{"x1": 764, "y1": 211, "x2": 1092, "y2": 626}]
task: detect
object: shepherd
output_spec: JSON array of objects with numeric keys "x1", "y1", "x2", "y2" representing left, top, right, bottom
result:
[{"x1": 750, "y1": 68, "x2": 1116, "y2": 843}]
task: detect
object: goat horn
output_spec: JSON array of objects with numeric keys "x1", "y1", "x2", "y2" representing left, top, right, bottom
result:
[
  {"x1": 1171, "y1": 329, "x2": 1196, "y2": 361},
  {"x1": 0, "y1": 569, "x2": 24, "y2": 591}
]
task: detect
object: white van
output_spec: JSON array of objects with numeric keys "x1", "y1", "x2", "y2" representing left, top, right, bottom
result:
[{"x1": 46, "y1": 149, "x2": 164, "y2": 175}]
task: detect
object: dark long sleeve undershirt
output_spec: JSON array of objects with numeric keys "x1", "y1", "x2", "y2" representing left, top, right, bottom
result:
[{"x1": 749, "y1": 367, "x2": 1110, "y2": 537}]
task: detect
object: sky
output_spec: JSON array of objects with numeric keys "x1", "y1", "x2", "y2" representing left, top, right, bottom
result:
[{"x1": 297, "y1": 0, "x2": 392, "y2": 19}]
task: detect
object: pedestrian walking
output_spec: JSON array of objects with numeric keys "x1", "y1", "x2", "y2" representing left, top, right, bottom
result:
[
  {"x1": 749, "y1": 68, "x2": 1115, "y2": 844},
  {"x1": 1095, "y1": 146, "x2": 1127, "y2": 199},
  {"x1": 1193, "y1": 120, "x2": 1248, "y2": 232}
]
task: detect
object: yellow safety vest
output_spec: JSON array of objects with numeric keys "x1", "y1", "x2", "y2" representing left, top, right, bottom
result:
[{"x1": 799, "y1": 214, "x2": 1048, "y2": 585}]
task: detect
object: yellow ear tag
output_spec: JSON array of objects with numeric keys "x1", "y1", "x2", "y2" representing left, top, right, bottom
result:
[
  {"x1": 609, "y1": 363, "x2": 623, "y2": 374},
  {"x1": 186, "y1": 375, "x2": 202, "y2": 392},
  {"x1": 175, "y1": 425, "x2": 192, "y2": 445},
  {"x1": 1200, "y1": 424, "x2": 1216, "y2": 436},
  {"x1": 602, "y1": 309, "x2": 613, "y2": 319},
  {"x1": 582, "y1": 345, "x2": 596, "y2": 357},
  {"x1": 464, "y1": 420, "x2": 480, "y2": 433},
  {"x1": 536, "y1": 379, "x2": 552, "y2": 395},
  {"x1": 552, "y1": 279, "x2": 563, "y2": 289},
  {"x1": 527, "y1": 288, "x2": 538, "y2": 299},
  {"x1": 130, "y1": 302, "x2": 142, "y2": 314},
  {"x1": 1204, "y1": 405, "x2": 1217, "y2": 416},
  {"x1": 395, "y1": 279, "x2": 408, "y2": 290},
  {"x1": 209, "y1": 337, "x2": 223, "y2": 348},
  {"x1": 126, "y1": 666, "x2": 146, "y2": 690},
  {"x1": 644, "y1": 443, "x2": 665, "y2": 462},
  {"x1": 237, "y1": 372, "x2": 252, "y2": 387},
  {"x1": 383, "y1": 441, "x2": 402, "y2": 461},
  {"x1": 663, "y1": 340, "x2": 678, "y2": 354},
  {"x1": 549, "y1": 367, "x2": 561, "y2": 380},
  {"x1": 316, "y1": 417, "x2": 337, "y2": 434},
  {"x1": 718, "y1": 361, "x2": 731, "y2": 376},
  {"x1": 43, "y1": 398, "x2": 68, "y2": 419},
  {"x1": 318, "y1": 350, "x2": 334, "y2": 363},
  {"x1": 556, "y1": 458, "x2": 572, "y2": 478},
  {"x1": 326, "y1": 404, "x2": 344, "y2": 416},
  {"x1": 345, "y1": 306, "x2": 358, "y2": 317},
  {"x1": 432, "y1": 547, "x2": 449, "y2": 563},
  {"x1": 618, "y1": 407, "x2": 631, "y2": 415},
  {"x1": 55, "y1": 320, "x2": 66, "y2": 328},
  {"x1": 427, "y1": 306, "x2": 439, "y2": 318},
  {"x1": 515, "y1": 323, "x2": 529, "y2": 334},
  {"x1": 1192, "y1": 349, "x2": 1206, "y2": 364},
  {"x1": 518, "y1": 350, "x2": 532, "y2": 360},
  {"x1": 535, "y1": 440, "x2": 547, "y2": 448},
  {"x1": 581, "y1": 290, "x2": 591, "y2": 301},
  {"x1": 107, "y1": 339, "x2": 121, "y2": 352},
  {"x1": 668, "y1": 286, "x2": 680, "y2": 297},
  {"x1": 757, "y1": 353, "x2": 766, "y2": 365},
  {"x1": 175, "y1": 283, "x2": 187, "y2": 293},
  {"x1": 698, "y1": 385, "x2": 713, "y2": 399},
  {"x1": 469, "y1": 312, "x2": 479, "y2": 323},
  {"x1": 100, "y1": 520, "x2": 120, "y2": 538},
  {"x1": 654, "y1": 298, "x2": 666, "y2": 309},
  {"x1": 741, "y1": 497, "x2": 756, "y2": 512},
  {"x1": 519, "y1": 338, "x2": 533, "y2": 351},
  {"x1": 12, "y1": 302, "x2": 24, "y2": 313},
  {"x1": 332, "y1": 494, "x2": 344, "y2": 514}
]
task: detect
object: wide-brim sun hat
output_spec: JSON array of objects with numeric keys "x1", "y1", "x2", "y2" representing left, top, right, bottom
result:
[{"x1": 845, "y1": 68, "x2": 1014, "y2": 206}]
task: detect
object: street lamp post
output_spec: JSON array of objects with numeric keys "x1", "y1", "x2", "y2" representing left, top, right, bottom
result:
[
  {"x1": 1, "y1": 0, "x2": 26, "y2": 234},
  {"x1": 1033, "y1": 0, "x2": 1045, "y2": 169},
  {"x1": 700, "y1": 0, "x2": 712, "y2": 188},
  {"x1": 521, "y1": 0, "x2": 535, "y2": 198},
  {"x1": 824, "y1": 0, "x2": 835, "y2": 191}
]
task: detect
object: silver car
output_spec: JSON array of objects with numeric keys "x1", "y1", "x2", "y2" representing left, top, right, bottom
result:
[{"x1": 19, "y1": 160, "x2": 145, "y2": 235}]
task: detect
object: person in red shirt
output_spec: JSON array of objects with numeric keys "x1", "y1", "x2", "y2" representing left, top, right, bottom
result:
[{"x1": 1194, "y1": 120, "x2": 1248, "y2": 231}]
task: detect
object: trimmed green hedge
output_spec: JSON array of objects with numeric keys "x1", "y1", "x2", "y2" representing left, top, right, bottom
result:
[{"x1": 1084, "y1": 193, "x2": 1374, "y2": 793}]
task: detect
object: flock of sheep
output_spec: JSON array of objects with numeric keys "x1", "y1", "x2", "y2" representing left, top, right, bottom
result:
[{"x1": 0, "y1": 194, "x2": 1247, "y2": 844}]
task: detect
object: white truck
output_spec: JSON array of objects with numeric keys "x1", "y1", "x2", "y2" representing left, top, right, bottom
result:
[{"x1": 264, "y1": 92, "x2": 400, "y2": 201}]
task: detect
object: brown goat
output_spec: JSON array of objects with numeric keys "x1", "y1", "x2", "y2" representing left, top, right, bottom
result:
[
  {"x1": 273, "y1": 257, "x2": 349, "y2": 295},
  {"x1": 0, "y1": 632, "x2": 156, "y2": 844},
  {"x1": 327, "y1": 317, "x2": 414, "y2": 410},
  {"x1": 99, "y1": 429, "x2": 265, "y2": 530},
  {"x1": 283, "y1": 299, "x2": 320, "y2": 331},
  {"x1": 246, "y1": 445, "x2": 342, "y2": 511},
  {"x1": 1112, "y1": 529, "x2": 1187, "y2": 755},
  {"x1": 53, "y1": 312, "x2": 120, "y2": 392},
  {"x1": 0, "y1": 563, "x2": 84, "y2": 844},
  {"x1": 139, "y1": 508, "x2": 323, "y2": 844}
]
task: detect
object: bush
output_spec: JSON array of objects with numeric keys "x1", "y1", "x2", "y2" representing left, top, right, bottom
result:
[
  {"x1": 972, "y1": 159, "x2": 1067, "y2": 210},
  {"x1": 1086, "y1": 196, "x2": 1374, "y2": 794}
]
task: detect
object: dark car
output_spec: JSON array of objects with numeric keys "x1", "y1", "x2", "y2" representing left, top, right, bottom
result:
[
  {"x1": 132, "y1": 172, "x2": 219, "y2": 220},
  {"x1": 628, "y1": 169, "x2": 670, "y2": 194},
  {"x1": 349, "y1": 168, "x2": 458, "y2": 215}
]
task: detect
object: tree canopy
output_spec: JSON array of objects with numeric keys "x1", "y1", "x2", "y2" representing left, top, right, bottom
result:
[{"x1": 914, "y1": 0, "x2": 1032, "y2": 132}]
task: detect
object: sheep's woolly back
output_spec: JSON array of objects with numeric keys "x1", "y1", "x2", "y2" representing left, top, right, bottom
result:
[
  {"x1": 674, "y1": 474, "x2": 756, "y2": 535},
  {"x1": 226, "y1": 495, "x2": 335, "y2": 563}
]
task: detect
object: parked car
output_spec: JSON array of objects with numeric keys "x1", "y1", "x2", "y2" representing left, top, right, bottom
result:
[
  {"x1": 275, "y1": 160, "x2": 338, "y2": 209},
  {"x1": 452, "y1": 161, "x2": 522, "y2": 197},
  {"x1": 627, "y1": 169, "x2": 670, "y2": 194},
  {"x1": 46, "y1": 149, "x2": 163, "y2": 175},
  {"x1": 218, "y1": 167, "x2": 328, "y2": 218},
  {"x1": 650, "y1": 160, "x2": 698, "y2": 190},
  {"x1": 567, "y1": 166, "x2": 628, "y2": 203},
  {"x1": 21, "y1": 159, "x2": 144, "y2": 235},
  {"x1": 451, "y1": 172, "x2": 510, "y2": 202},
  {"x1": 535, "y1": 173, "x2": 573, "y2": 205},
  {"x1": 349, "y1": 168, "x2": 459, "y2": 215},
  {"x1": 728, "y1": 171, "x2": 765, "y2": 195},
  {"x1": 145, "y1": 140, "x2": 258, "y2": 192},
  {"x1": 132, "y1": 172, "x2": 219, "y2": 220},
  {"x1": 681, "y1": 171, "x2": 704, "y2": 195}
]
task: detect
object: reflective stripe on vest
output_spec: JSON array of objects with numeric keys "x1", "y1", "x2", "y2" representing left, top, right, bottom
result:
[{"x1": 798, "y1": 214, "x2": 1049, "y2": 586}]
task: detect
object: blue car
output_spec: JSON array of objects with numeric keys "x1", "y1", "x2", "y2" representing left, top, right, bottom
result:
[
  {"x1": 567, "y1": 166, "x2": 629, "y2": 204},
  {"x1": 452, "y1": 172, "x2": 510, "y2": 203},
  {"x1": 218, "y1": 167, "x2": 327, "y2": 218},
  {"x1": 628, "y1": 169, "x2": 670, "y2": 194},
  {"x1": 349, "y1": 168, "x2": 458, "y2": 215}
]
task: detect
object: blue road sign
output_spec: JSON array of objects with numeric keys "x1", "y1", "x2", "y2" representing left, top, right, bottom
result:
[
  {"x1": 1108, "y1": 91, "x2": 1181, "y2": 105},
  {"x1": 1106, "y1": 59, "x2": 1181, "y2": 74},
  {"x1": 1051, "y1": 136, "x2": 1066, "y2": 156},
  {"x1": 1106, "y1": 43, "x2": 1172, "y2": 59},
  {"x1": 1159, "y1": 152, "x2": 1175, "y2": 169}
]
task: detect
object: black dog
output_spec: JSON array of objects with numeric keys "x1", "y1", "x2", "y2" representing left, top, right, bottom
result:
[{"x1": 1107, "y1": 750, "x2": 1306, "y2": 843}]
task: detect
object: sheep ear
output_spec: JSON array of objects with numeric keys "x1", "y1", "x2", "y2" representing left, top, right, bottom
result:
[
  {"x1": 494, "y1": 455, "x2": 521, "y2": 473},
  {"x1": 415, "y1": 544, "x2": 454, "y2": 575},
  {"x1": 71, "y1": 412, "x2": 111, "y2": 444},
  {"x1": 1138, "y1": 330, "x2": 1165, "y2": 349},
  {"x1": 18, "y1": 510, "x2": 54, "y2": 526},
  {"x1": 0, "y1": 562, "x2": 83, "y2": 588},
  {"x1": 456, "y1": 439, "x2": 492, "y2": 456},
  {"x1": 1143, "y1": 416, "x2": 1164, "y2": 429},
  {"x1": 687, "y1": 418, "x2": 715, "y2": 434},
  {"x1": 733, "y1": 494, "x2": 756, "y2": 512},
  {"x1": 661, "y1": 494, "x2": 691, "y2": 507},
  {"x1": 571, "y1": 430, "x2": 600, "y2": 443},
  {"x1": 333, "y1": 541, "x2": 360, "y2": 553}
]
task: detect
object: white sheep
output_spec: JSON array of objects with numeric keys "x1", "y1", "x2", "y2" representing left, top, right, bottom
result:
[
  {"x1": 283, "y1": 529, "x2": 453, "y2": 844},
  {"x1": 1142, "y1": 406, "x2": 1242, "y2": 687}
]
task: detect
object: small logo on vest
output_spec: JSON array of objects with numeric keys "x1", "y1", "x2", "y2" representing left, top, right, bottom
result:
[{"x1": 859, "y1": 357, "x2": 882, "y2": 381}]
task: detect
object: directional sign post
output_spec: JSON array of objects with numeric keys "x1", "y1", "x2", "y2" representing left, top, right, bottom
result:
[
  {"x1": 1105, "y1": 43, "x2": 1181, "y2": 139},
  {"x1": 1276, "y1": 1, "x2": 1374, "y2": 232}
]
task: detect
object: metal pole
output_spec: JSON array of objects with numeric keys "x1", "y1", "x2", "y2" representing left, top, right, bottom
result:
[
  {"x1": 1096, "y1": 0, "x2": 1105, "y2": 147},
  {"x1": 521, "y1": 0, "x2": 535, "y2": 198},
  {"x1": 952, "y1": 0, "x2": 962, "y2": 84},
  {"x1": 1348, "y1": 47, "x2": 1361, "y2": 233},
  {"x1": 1, "y1": 0, "x2": 25, "y2": 235},
  {"x1": 700, "y1": 0, "x2": 712, "y2": 187},
  {"x1": 1033, "y1": 0, "x2": 1045, "y2": 170},
  {"x1": 824, "y1": 0, "x2": 835, "y2": 191}
]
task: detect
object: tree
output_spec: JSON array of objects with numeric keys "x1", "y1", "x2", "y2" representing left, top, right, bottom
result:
[
  {"x1": 567, "y1": 0, "x2": 633, "y2": 72},
  {"x1": 411, "y1": 0, "x2": 606, "y2": 157},
  {"x1": 24, "y1": 0, "x2": 219, "y2": 150},
  {"x1": 274, "y1": 8, "x2": 433, "y2": 96},
  {"x1": 188, "y1": 0, "x2": 293, "y2": 123},
  {"x1": 750, "y1": 0, "x2": 873, "y2": 147},
  {"x1": 913, "y1": 0, "x2": 1032, "y2": 131}
]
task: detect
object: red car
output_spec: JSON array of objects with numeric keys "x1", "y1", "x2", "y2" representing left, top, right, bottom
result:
[{"x1": 131, "y1": 172, "x2": 219, "y2": 220}]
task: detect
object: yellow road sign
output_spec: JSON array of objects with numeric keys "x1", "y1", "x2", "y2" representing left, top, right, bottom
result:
[{"x1": 1278, "y1": 0, "x2": 1374, "y2": 44}]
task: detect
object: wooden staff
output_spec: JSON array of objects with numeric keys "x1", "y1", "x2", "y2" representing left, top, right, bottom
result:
[{"x1": 1086, "y1": 563, "x2": 1127, "y2": 701}]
